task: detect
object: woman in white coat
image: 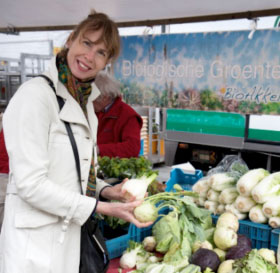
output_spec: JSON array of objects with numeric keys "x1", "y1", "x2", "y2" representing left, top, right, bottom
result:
[{"x1": 0, "y1": 11, "x2": 152, "y2": 273}]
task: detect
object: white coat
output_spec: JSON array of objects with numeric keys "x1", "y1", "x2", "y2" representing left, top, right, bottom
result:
[{"x1": 0, "y1": 58, "x2": 109, "y2": 273}]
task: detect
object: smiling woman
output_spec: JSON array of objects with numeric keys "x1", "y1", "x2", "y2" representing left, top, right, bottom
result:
[{"x1": 0, "y1": 10, "x2": 152, "y2": 273}]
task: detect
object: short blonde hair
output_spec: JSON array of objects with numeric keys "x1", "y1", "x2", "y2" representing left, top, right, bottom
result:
[{"x1": 66, "y1": 11, "x2": 120, "y2": 62}]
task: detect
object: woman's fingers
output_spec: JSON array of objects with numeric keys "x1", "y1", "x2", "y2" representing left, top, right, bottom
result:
[{"x1": 132, "y1": 219, "x2": 154, "y2": 228}]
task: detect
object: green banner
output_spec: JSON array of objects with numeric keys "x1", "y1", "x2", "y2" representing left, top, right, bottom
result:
[{"x1": 167, "y1": 109, "x2": 245, "y2": 137}]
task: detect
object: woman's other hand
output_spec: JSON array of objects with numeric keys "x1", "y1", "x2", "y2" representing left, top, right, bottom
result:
[
  {"x1": 96, "y1": 200, "x2": 153, "y2": 228},
  {"x1": 101, "y1": 178, "x2": 143, "y2": 203}
]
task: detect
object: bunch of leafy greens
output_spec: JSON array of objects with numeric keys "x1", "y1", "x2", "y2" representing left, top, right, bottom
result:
[
  {"x1": 231, "y1": 249, "x2": 278, "y2": 273},
  {"x1": 124, "y1": 193, "x2": 213, "y2": 273},
  {"x1": 97, "y1": 156, "x2": 156, "y2": 180},
  {"x1": 152, "y1": 196, "x2": 213, "y2": 264}
]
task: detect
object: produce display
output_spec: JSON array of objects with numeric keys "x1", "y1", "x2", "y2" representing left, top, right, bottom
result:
[
  {"x1": 102, "y1": 154, "x2": 280, "y2": 272},
  {"x1": 192, "y1": 155, "x2": 280, "y2": 228},
  {"x1": 118, "y1": 206, "x2": 278, "y2": 272}
]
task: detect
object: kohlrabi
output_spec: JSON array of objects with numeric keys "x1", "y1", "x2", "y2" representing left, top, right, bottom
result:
[
  {"x1": 216, "y1": 212, "x2": 239, "y2": 232},
  {"x1": 133, "y1": 191, "x2": 198, "y2": 223},
  {"x1": 122, "y1": 173, "x2": 157, "y2": 200},
  {"x1": 214, "y1": 227, "x2": 238, "y2": 250}
]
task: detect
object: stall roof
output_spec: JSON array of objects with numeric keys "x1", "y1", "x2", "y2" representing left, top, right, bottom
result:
[{"x1": 1, "y1": 0, "x2": 280, "y2": 32}]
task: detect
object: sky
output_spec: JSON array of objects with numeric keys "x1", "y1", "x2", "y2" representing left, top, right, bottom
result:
[{"x1": 0, "y1": 16, "x2": 278, "y2": 59}]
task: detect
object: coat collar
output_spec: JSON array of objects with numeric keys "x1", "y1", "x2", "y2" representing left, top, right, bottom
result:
[{"x1": 45, "y1": 57, "x2": 100, "y2": 136}]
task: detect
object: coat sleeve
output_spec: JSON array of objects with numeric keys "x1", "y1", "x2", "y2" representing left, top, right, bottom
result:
[
  {"x1": 3, "y1": 80, "x2": 96, "y2": 226},
  {"x1": 98, "y1": 114, "x2": 142, "y2": 158}
]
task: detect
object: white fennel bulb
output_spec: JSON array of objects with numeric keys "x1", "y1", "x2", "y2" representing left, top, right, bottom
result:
[
  {"x1": 251, "y1": 172, "x2": 280, "y2": 204},
  {"x1": 262, "y1": 196, "x2": 280, "y2": 217},
  {"x1": 225, "y1": 204, "x2": 247, "y2": 220},
  {"x1": 269, "y1": 217, "x2": 280, "y2": 228},
  {"x1": 219, "y1": 187, "x2": 238, "y2": 205},
  {"x1": 210, "y1": 173, "x2": 236, "y2": 191},
  {"x1": 236, "y1": 168, "x2": 269, "y2": 197},
  {"x1": 122, "y1": 173, "x2": 157, "y2": 200},
  {"x1": 120, "y1": 243, "x2": 142, "y2": 269},
  {"x1": 234, "y1": 195, "x2": 256, "y2": 213},
  {"x1": 249, "y1": 205, "x2": 267, "y2": 224}
]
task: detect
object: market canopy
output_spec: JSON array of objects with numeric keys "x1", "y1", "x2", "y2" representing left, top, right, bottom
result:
[{"x1": 1, "y1": 0, "x2": 280, "y2": 33}]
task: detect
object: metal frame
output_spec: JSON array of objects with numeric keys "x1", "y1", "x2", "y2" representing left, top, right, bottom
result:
[{"x1": 20, "y1": 53, "x2": 52, "y2": 83}]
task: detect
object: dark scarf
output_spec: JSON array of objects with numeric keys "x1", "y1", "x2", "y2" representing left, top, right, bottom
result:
[{"x1": 56, "y1": 49, "x2": 97, "y2": 197}]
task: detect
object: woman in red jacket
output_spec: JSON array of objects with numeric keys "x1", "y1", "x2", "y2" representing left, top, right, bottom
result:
[
  {"x1": 94, "y1": 71, "x2": 143, "y2": 158},
  {"x1": 0, "y1": 129, "x2": 9, "y2": 174}
]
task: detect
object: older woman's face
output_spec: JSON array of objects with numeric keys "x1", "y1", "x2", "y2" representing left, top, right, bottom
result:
[{"x1": 67, "y1": 29, "x2": 109, "y2": 80}]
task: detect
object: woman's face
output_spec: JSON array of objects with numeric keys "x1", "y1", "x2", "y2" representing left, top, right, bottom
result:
[{"x1": 67, "y1": 29, "x2": 109, "y2": 80}]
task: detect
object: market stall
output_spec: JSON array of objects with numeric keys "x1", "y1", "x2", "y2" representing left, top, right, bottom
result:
[
  {"x1": 1, "y1": 1, "x2": 280, "y2": 272},
  {"x1": 102, "y1": 156, "x2": 280, "y2": 272}
]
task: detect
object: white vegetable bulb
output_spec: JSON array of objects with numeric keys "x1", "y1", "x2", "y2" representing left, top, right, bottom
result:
[
  {"x1": 119, "y1": 249, "x2": 139, "y2": 269},
  {"x1": 249, "y1": 205, "x2": 267, "y2": 224},
  {"x1": 217, "y1": 259, "x2": 234, "y2": 273},
  {"x1": 214, "y1": 227, "x2": 238, "y2": 250},
  {"x1": 142, "y1": 236, "x2": 157, "y2": 252},
  {"x1": 216, "y1": 212, "x2": 239, "y2": 232},
  {"x1": 236, "y1": 168, "x2": 269, "y2": 197},
  {"x1": 122, "y1": 173, "x2": 157, "y2": 200},
  {"x1": 251, "y1": 172, "x2": 280, "y2": 203}
]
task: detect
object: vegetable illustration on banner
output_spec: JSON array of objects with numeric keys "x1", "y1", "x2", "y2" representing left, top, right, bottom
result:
[{"x1": 114, "y1": 29, "x2": 280, "y2": 115}]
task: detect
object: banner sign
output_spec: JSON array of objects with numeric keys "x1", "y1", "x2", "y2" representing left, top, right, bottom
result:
[{"x1": 114, "y1": 29, "x2": 280, "y2": 115}]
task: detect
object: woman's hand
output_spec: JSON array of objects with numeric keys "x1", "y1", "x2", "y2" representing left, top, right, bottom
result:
[
  {"x1": 100, "y1": 178, "x2": 137, "y2": 203},
  {"x1": 96, "y1": 199, "x2": 153, "y2": 228}
]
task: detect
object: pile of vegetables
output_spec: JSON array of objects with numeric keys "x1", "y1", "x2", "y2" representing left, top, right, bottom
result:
[
  {"x1": 118, "y1": 211, "x2": 278, "y2": 273},
  {"x1": 119, "y1": 188, "x2": 216, "y2": 272},
  {"x1": 192, "y1": 155, "x2": 280, "y2": 228}
]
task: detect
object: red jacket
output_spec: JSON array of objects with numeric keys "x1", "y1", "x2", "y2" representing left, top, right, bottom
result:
[
  {"x1": 0, "y1": 129, "x2": 9, "y2": 173},
  {"x1": 96, "y1": 97, "x2": 143, "y2": 158}
]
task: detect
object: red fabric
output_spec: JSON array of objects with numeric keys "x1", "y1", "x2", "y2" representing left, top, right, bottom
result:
[
  {"x1": 0, "y1": 129, "x2": 9, "y2": 173},
  {"x1": 96, "y1": 97, "x2": 143, "y2": 158},
  {"x1": 107, "y1": 258, "x2": 133, "y2": 273}
]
